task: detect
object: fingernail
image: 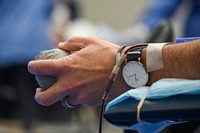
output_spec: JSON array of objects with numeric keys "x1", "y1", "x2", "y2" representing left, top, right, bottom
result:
[{"x1": 36, "y1": 88, "x2": 45, "y2": 92}]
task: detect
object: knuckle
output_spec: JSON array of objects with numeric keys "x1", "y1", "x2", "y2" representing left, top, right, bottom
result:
[
  {"x1": 86, "y1": 36, "x2": 95, "y2": 42},
  {"x1": 68, "y1": 36, "x2": 94, "y2": 44},
  {"x1": 68, "y1": 36, "x2": 82, "y2": 42},
  {"x1": 30, "y1": 61, "x2": 45, "y2": 74},
  {"x1": 58, "y1": 57, "x2": 73, "y2": 72},
  {"x1": 33, "y1": 62, "x2": 43, "y2": 72}
]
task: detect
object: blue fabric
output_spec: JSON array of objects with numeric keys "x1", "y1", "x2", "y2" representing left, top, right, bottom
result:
[
  {"x1": 0, "y1": 0, "x2": 53, "y2": 68},
  {"x1": 120, "y1": 121, "x2": 184, "y2": 133},
  {"x1": 141, "y1": 0, "x2": 182, "y2": 29},
  {"x1": 106, "y1": 78, "x2": 200, "y2": 133},
  {"x1": 176, "y1": 37, "x2": 200, "y2": 43},
  {"x1": 140, "y1": 0, "x2": 200, "y2": 37}
]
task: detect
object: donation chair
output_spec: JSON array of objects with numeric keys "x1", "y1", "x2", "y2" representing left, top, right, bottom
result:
[{"x1": 103, "y1": 20, "x2": 200, "y2": 133}]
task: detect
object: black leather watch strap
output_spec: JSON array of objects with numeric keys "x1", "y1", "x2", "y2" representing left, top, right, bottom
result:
[{"x1": 126, "y1": 47, "x2": 145, "y2": 62}]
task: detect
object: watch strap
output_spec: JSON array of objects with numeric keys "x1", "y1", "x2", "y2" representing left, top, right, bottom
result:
[{"x1": 126, "y1": 47, "x2": 145, "y2": 62}]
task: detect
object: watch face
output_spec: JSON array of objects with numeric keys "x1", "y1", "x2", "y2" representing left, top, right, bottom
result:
[{"x1": 123, "y1": 61, "x2": 148, "y2": 88}]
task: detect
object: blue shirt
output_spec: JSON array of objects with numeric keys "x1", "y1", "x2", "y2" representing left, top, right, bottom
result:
[
  {"x1": 0, "y1": 0, "x2": 53, "y2": 68},
  {"x1": 141, "y1": 0, "x2": 200, "y2": 37}
]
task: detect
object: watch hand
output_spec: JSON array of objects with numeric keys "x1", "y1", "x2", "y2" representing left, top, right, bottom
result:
[
  {"x1": 134, "y1": 74, "x2": 138, "y2": 82},
  {"x1": 126, "y1": 74, "x2": 136, "y2": 78}
]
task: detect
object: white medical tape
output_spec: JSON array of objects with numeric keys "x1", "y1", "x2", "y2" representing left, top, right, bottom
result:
[{"x1": 146, "y1": 43, "x2": 167, "y2": 72}]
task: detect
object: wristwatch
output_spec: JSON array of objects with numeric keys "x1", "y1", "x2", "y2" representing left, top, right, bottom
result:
[{"x1": 122, "y1": 47, "x2": 148, "y2": 88}]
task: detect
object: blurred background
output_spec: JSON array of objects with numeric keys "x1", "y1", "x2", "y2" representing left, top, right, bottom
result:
[
  {"x1": 79, "y1": 0, "x2": 147, "y2": 29},
  {"x1": 0, "y1": 0, "x2": 148, "y2": 132},
  {"x1": 0, "y1": 0, "x2": 200, "y2": 133}
]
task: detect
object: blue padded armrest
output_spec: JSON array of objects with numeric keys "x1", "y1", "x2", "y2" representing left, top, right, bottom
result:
[{"x1": 103, "y1": 94, "x2": 200, "y2": 127}]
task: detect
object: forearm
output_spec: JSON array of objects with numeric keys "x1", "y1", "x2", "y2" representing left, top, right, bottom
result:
[{"x1": 141, "y1": 39, "x2": 200, "y2": 85}]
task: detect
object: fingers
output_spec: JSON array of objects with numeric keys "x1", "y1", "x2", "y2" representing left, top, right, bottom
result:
[
  {"x1": 35, "y1": 83, "x2": 79, "y2": 106},
  {"x1": 58, "y1": 36, "x2": 92, "y2": 51},
  {"x1": 34, "y1": 82, "x2": 66, "y2": 106},
  {"x1": 28, "y1": 59, "x2": 59, "y2": 75}
]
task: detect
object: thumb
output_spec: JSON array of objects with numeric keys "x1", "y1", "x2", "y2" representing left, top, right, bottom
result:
[{"x1": 58, "y1": 36, "x2": 88, "y2": 51}]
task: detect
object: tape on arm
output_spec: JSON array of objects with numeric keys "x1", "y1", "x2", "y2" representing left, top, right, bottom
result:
[{"x1": 146, "y1": 43, "x2": 167, "y2": 72}]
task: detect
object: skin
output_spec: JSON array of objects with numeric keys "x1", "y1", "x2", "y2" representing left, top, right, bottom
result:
[
  {"x1": 28, "y1": 37, "x2": 200, "y2": 107},
  {"x1": 141, "y1": 40, "x2": 200, "y2": 85}
]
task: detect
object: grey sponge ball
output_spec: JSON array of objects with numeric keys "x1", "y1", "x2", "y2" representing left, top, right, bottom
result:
[{"x1": 34, "y1": 49, "x2": 70, "y2": 89}]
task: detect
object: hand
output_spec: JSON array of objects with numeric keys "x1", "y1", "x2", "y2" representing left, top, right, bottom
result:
[{"x1": 28, "y1": 36, "x2": 129, "y2": 107}]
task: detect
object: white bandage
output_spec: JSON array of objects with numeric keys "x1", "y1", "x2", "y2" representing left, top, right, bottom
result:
[{"x1": 146, "y1": 43, "x2": 167, "y2": 72}]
